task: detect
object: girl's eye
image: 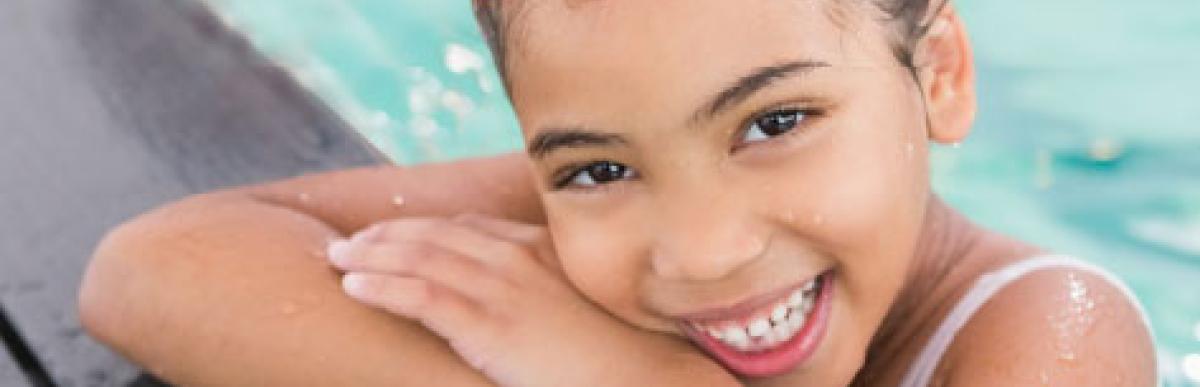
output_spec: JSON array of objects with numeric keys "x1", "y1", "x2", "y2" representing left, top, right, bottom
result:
[
  {"x1": 740, "y1": 109, "x2": 809, "y2": 145},
  {"x1": 558, "y1": 161, "x2": 636, "y2": 188}
]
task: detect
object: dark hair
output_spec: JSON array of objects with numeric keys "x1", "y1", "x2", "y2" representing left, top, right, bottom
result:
[
  {"x1": 471, "y1": 1, "x2": 505, "y2": 70},
  {"x1": 471, "y1": 0, "x2": 949, "y2": 82},
  {"x1": 878, "y1": 0, "x2": 951, "y2": 69}
]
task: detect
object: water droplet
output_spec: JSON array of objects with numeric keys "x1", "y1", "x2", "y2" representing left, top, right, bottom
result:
[
  {"x1": 1048, "y1": 272, "x2": 1099, "y2": 367},
  {"x1": 905, "y1": 142, "x2": 915, "y2": 159},
  {"x1": 298, "y1": 193, "x2": 312, "y2": 203},
  {"x1": 391, "y1": 195, "x2": 406, "y2": 207},
  {"x1": 951, "y1": 142, "x2": 962, "y2": 149},
  {"x1": 783, "y1": 211, "x2": 797, "y2": 223},
  {"x1": 812, "y1": 214, "x2": 825, "y2": 225},
  {"x1": 1068, "y1": 273, "x2": 1088, "y2": 302}
]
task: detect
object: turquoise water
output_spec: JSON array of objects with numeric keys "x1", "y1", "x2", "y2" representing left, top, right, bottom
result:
[{"x1": 205, "y1": 0, "x2": 1200, "y2": 384}]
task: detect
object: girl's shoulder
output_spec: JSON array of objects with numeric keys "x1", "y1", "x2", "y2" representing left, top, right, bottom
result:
[{"x1": 931, "y1": 256, "x2": 1157, "y2": 386}]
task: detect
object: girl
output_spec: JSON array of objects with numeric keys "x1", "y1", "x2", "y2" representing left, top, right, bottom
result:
[{"x1": 80, "y1": 0, "x2": 1157, "y2": 385}]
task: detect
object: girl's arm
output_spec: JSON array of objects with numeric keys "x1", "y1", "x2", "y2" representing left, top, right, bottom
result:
[
  {"x1": 242, "y1": 152, "x2": 546, "y2": 233},
  {"x1": 329, "y1": 214, "x2": 742, "y2": 387},
  {"x1": 78, "y1": 153, "x2": 539, "y2": 386},
  {"x1": 941, "y1": 269, "x2": 1157, "y2": 386}
]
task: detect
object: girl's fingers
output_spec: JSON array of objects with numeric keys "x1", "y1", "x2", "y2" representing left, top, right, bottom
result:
[
  {"x1": 341, "y1": 273, "x2": 432, "y2": 314},
  {"x1": 331, "y1": 242, "x2": 509, "y2": 303},
  {"x1": 452, "y1": 213, "x2": 564, "y2": 277},
  {"x1": 370, "y1": 218, "x2": 541, "y2": 275},
  {"x1": 326, "y1": 224, "x2": 388, "y2": 269},
  {"x1": 452, "y1": 213, "x2": 547, "y2": 245}
]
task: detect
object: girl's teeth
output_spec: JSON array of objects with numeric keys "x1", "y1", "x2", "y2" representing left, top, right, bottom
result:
[
  {"x1": 770, "y1": 324, "x2": 792, "y2": 344},
  {"x1": 695, "y1": 275, "x2": 825, "y2": 351},
  {"x1": 787, "y1": 288, "x2": 806, "y2": 308},
  {"x1": 747, "y1": 318, "x2": 771, "y2": 338},
  {"x1": 803, "y1": 278, "x2": 817, "y2": 293},
  {"x1": 708, "y1": 327, "x2": 725, "y2": 340},
  {"x1": 787, "y1": 305, "x2": 807, "y2": 330},
  {"x1": 770, "y1": 304, "x2": 789, "y2": 324},
  {"x1": 723, "y1": 326, "x2": 749, "y2": 346}
]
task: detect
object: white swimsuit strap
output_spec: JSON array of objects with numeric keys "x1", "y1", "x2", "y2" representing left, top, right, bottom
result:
[{"x1": 898, "y1": 254, "x2": 1152, "y2": 387}]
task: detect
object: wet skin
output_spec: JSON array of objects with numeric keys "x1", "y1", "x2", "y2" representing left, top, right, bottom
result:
[
  {"x1": 78, "y1": 0, "x2": 1158, "y2": 385},
  {"x1": 507, "y1": 0, "x2": 955, "y2": 384},
  {"x1": 501, "y1": 0, "x2": 1155, "y2": 385}
]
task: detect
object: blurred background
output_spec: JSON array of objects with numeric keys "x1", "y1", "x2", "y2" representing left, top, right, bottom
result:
[
  {"x1": 205, "y1": 0, "x2": 1200, "y2": 382},
  {"x1": 1, "y1": 0, "x2": 1196, "y2": 385}
]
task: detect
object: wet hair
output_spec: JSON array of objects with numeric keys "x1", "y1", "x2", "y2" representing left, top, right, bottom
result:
[
  {"x1": 470, "y1": 1, "x2": 508, "y2": 78},
  {"x1": 877, "y1": 0, "x2": 953, "y2": 71},
  {"x1": 470, "y1": 0, "x2": 950, "y2": 79}
]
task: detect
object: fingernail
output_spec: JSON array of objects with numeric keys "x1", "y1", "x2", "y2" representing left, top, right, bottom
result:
[
  {"x1": 327, "y1": 239, "x2": 352, "y2": 263},
  {"x1": 342, "y1": 273, "x2": 370, "y2": 297}
]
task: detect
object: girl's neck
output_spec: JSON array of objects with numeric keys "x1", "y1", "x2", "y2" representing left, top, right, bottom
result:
[{"x1": 855, "y1": 196, "x2": 1041, "y2": 385}]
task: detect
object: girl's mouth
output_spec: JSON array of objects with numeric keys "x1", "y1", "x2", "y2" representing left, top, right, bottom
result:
[{"x1": 679, "y1": 271, "x2": 834, "y2": 378}]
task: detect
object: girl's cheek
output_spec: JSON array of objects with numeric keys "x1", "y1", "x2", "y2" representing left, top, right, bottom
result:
[
  {"x1": 547, "y1": 213, "x2": 651, "y2": 327},
  {"x1": 774, "y1": 95, "x2": 928, "y2": 324},
  {"x1": 811, "y1": 83, "x2": 927, "y2": 249}
]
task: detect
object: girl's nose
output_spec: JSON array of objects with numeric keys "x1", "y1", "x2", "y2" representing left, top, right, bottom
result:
[{"x1": 649, "y1": 198, "x2": 767, "y2": 281}]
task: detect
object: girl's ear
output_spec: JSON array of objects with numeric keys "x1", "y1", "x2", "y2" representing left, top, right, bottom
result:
[{"x1": 914, "y1": 5, "x2": 977, "y2": 144}]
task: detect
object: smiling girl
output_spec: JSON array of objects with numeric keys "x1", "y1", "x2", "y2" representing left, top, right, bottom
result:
[{"x1": 80, "y1": 0, "x2": 1157, "y2": 385}]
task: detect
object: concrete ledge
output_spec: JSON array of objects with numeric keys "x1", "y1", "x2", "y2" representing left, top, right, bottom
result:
[{"x1": 0, "y1": 0, "x2": 381, "y2": 384}]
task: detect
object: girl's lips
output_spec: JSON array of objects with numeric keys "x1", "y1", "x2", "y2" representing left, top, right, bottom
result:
[
  {"x1": 671, "y1": 276, "x2": 819, "y2": 323},
  {"x1": 679, "y1": 271, "x2": 835, "y2": 378}
]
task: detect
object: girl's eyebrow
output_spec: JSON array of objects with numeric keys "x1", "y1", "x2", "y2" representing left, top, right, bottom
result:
[
  {"x1": 527, "y1": 128, "x2": 627, "y2": 159},
  {"x1": 527, "y1": 59, "x2": 828, "y2": 160},
  {"x1": 694, "y1": 59, "x2": 831, "y2": 123}
]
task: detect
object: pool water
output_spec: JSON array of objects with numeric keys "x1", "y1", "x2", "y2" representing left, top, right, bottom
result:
[{"x1": 204, "y1": 0, "x2": 1200, "y2": 384}]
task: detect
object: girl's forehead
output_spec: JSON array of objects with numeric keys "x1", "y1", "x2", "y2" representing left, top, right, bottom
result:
[
  {"x1": 508, "y1": 0, "x2": 843, "y2": 56},
  {"x1": 504, "y1": 0, "x2": 893, "y2": 132}
]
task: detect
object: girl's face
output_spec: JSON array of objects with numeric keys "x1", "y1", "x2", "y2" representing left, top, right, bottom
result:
[{"x1": 509, "y1": 0, "x2": 939, "y2": 384}]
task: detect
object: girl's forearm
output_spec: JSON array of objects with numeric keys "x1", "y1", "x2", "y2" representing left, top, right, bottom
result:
[
  {"x1": 80, "y1": 195, "x2": 738, "y2": 386},
  {"x1": 241, "y1": 152, "x2": 545, "y2": 235},
  {"x1": 80, "y1": 194, "x2": 496, "y2": 386}
]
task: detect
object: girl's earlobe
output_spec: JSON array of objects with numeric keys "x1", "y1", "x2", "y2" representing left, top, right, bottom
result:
[{"x1": 919, "y1": 6, "x2": 977, "y2": 145}]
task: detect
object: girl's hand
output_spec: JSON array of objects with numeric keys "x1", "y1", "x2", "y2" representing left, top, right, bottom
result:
[{"x1": 326, "y1": 214, "x2": 737, "y2": 387}]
